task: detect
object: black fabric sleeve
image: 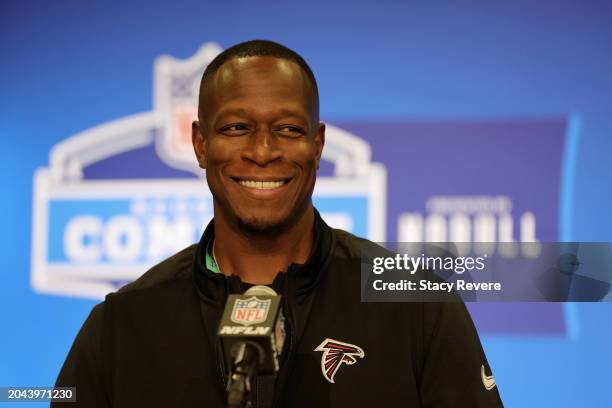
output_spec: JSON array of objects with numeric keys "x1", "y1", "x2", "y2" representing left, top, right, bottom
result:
[
  {"x1": 53, "y1": 303, "x2": 110, "y2": 407},
  {"x1": 420, "y1": 302, "x2": 504, "y2": 407}
]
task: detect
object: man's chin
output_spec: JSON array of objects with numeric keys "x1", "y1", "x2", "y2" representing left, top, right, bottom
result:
[{"x1": 236, "y1": 215, "x2": 288, "y2": 235}]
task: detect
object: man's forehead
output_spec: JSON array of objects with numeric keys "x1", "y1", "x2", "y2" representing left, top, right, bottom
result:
[
  {"x1": 207, "y1": 56, "x2": 309, "y2": 97},
  {"x1": 199, "y1": 55, "x2": 317, "y2": 121},
  {"x1": 216, "y1": 56, "x2": 303, "y2": 83}
]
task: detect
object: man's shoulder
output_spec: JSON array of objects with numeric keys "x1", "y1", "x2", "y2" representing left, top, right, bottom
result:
[
  {"x1": 331, "y1": 228, "x2": 391, "y2": 260},
  {"x1": 115, "y1": 244, "x2": 197, "y2": 295}
]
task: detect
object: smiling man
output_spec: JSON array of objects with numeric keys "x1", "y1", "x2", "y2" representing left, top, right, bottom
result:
[
  {"x1": 192, "y1": 49, "x2": 324, "y2": 284},
  {"x1": 54, "y1": 40, "x2": 503, "y2": 407}
]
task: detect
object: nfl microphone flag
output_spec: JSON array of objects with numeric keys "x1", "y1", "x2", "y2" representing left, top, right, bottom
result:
[{"x1": 218, "y1": 286, "x2": 283, "y2": 375}]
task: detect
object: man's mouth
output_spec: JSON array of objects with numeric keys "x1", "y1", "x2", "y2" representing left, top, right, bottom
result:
[{"x1": 233, "y1": 178, "x2": 291, "y2": 190}]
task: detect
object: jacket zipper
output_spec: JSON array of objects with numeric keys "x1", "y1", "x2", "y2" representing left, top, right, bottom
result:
[{"x1": 271, "y1": 272, "x2": 297, "y2": 408}]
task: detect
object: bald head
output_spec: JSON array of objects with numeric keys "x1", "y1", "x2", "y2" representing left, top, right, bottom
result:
[
  {"x1": 197, "y1": 40, "x2": 319, "y2": 125},
  {"x1": 199, "y1": 56, "x2": 319, "y2": 130}
]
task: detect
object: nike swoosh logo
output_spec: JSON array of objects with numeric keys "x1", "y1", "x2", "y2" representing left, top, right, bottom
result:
[{"x1": 481, "y1": 365, "x2": 496, "y2": 391}]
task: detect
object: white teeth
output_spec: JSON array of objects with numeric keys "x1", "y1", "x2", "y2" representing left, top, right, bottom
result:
[{"x1": 238, "y1": 180, "x2": 285, "y2": 190}]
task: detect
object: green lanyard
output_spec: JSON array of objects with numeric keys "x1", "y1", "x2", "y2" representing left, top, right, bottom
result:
[{"x1": 205, "y1": 239, "x2": 222, "y2": 274}]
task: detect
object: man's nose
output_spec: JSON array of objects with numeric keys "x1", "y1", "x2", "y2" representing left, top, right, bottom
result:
[{"x1": 241, "y1": 129, "x2": 282, "y2": 166}]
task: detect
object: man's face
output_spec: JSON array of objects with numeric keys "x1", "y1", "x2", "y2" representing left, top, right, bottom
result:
[{"x1": 193, "y1": 56, "x2": 325, "y2": 233}]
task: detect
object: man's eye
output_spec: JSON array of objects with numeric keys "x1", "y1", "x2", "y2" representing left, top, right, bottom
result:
[
  {"x1": 276, "y1": 126, "x2": 304, "y2": 137},
  {"x1": 220, "y1": 124, "x2": 249, "y2": 135}
]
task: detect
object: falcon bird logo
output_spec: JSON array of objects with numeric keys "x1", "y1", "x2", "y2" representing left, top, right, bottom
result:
[{"x1": 314, "y1": 338, "x2": 365, "y2": 383}]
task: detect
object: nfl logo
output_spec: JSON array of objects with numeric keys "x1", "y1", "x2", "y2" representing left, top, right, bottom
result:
[{"x1": 231, "y1": 296, "x2": 271, "y2": 326}]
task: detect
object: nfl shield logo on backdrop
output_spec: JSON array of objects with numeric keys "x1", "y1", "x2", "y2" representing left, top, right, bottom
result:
[{"x1": 231, "y1": 296, "x2": 271, "y2": 326}]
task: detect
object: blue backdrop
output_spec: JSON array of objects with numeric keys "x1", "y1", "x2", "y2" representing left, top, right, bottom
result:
[{"x1": 3, "y1": 1, "x2": 612, "y2": 406}]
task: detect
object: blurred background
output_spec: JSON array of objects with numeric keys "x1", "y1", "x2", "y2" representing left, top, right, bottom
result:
[{"x1": 2, "y1": 0, "x2": 612, "y2": 406}]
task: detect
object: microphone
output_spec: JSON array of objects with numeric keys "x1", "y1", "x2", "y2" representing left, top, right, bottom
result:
[{"x1": 218, "y1": 285, "x2": 284, "y2": 408}]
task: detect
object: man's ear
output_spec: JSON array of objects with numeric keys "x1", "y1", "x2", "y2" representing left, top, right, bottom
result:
[
  {"x1": 192, "y1": 120, "x2": 207, "y2": 170},
  {"x1": 314, "y1": 122, "x2": 326, "y2": 170}
]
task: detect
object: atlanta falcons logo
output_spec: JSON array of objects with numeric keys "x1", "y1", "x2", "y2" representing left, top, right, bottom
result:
[{"x1": 314, "y1": 338, "x2": 365, "y2": 383}]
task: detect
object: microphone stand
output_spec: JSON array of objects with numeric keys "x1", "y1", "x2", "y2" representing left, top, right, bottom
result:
[
  {"x1": 219, "y1": 285, "x2": 282, "y2": 407},
  {"x1": 226, "y1": 342, "x2": 263, "y2": 408}
]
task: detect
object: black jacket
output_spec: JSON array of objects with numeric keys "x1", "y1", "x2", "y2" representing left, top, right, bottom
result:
[{"x1": 55, "y1": 211, "x2": 503, "y2": 407}]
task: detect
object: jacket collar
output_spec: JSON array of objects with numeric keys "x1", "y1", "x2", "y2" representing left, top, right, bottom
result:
[{"x1": 193, "y1": 208, "x2": 334, "y2": 305}]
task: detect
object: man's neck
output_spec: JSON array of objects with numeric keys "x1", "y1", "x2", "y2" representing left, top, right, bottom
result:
[{"x1": 212, "y1": 207, "x2": 315, "y2": 284}]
